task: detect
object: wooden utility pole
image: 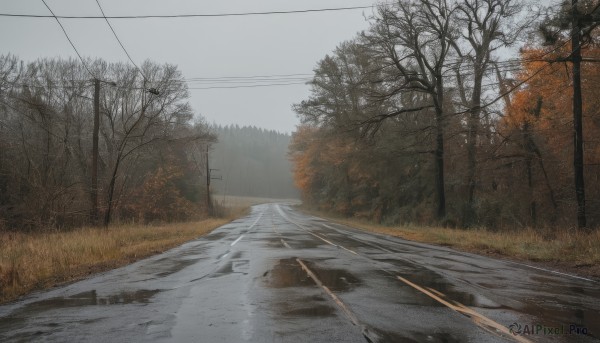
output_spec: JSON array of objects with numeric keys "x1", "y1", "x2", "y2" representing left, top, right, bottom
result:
[
  {"x1": 206, "y1": 145, "x2": 212, "y2": 215},
  {"x1": 91, "y1": 78, "x2": 100, "y2": 224},
  {"x1": 571, "y1": 0, "x2": 587, "y2": 229}
]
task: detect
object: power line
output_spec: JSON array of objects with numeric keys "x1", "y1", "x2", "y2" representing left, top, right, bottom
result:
[
  {"x1": 11, "y1": 80, "x2": 310, "y2": 90},
  {"x1": 0, "y1": 5, "x2": 375, "y2": 19},
  {"x1": 180, "y1": 82, "x2": 310, "y2": 90},
  {"x1": 184, "y1": 78, "x2": 312, "y2": 85},
  {"x1": 40, "y1": 0, "x2": 94, "y2": 77},
  {"x1": 94, "y1": 0, "x2": 147, "y2": 80},
  {"x1": 183, "y1": 73, "x2": 313, "y2": 81}
]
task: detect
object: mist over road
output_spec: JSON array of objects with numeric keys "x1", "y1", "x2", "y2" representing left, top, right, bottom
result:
[{"x1": 0, "y1": 204, "x2": 598, "y2": 342}]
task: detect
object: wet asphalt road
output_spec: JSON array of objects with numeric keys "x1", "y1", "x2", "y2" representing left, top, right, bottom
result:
[{"x1": 0, "y1": 203, "x2": 599, "y2": 342}]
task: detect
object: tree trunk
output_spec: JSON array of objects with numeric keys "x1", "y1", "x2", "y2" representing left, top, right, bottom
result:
[
  {"x1": 103, "y1": 155, "x2": 121, "y2": 227},
  {"x1": 464, "y1": 65, "x2": 483, "y2": 227},
  {"x1": 434, "y1": 78, "x2": 446, "y2": 220}
]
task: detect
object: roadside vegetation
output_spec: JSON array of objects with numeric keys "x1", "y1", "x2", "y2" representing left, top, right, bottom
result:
[
  {"x1": 0, "y1": 56, "x2": 244, "y2": 303},
  {"x1": 289, "y1": 0, "x2": 600, "y2": 232},
  {"x1": 0, "y1": 56, "x2": 215, "y2": 231},
  {"x1": 0, "y1": 218, "x2": 234, "y2": 304}
]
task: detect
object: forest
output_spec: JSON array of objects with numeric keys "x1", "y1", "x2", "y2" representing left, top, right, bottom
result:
[
  {"x1": 0, "y1": 56, "x2": 214, "y2": 230},
  {"x1": 210, "y1": 125, "x2": 298, "y2": 200},
  {"x1": 289, "y1": 0, "x2": 600, "y2": 230}
]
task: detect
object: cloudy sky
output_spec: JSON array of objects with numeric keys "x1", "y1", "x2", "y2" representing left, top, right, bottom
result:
[{"x1": 0, "y1": 0, "x2": 380, "y2": 133}]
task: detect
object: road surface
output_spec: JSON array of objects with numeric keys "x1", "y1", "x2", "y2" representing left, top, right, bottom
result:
[{"x1": 0, "y1": 203, "x2": 598, "y2": 342}]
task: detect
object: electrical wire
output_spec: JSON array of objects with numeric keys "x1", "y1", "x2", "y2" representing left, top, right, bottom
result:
[
  {"x1": 9, "y1": 17, "x2": 593, "y2": 95},
  {"x1": 185, "y1": 82, "x2": 309, "y2": 90},
  {"x1": 94, "y1": 0, "x2": 147, "y2": 80},
  {"x1": 40, "y1": 0, "x2": 94, "y2": 78},
  {"x1": 184, "y1": 78, "x2": 312, "y2": 85},
  {"x1": 11, "y1": 80, "x2": 310, "y2": 90},
  {"x1": 183, "y1": 73, "x2": 313, "y2": 81},
  {"x1": 0, "y1": 5, "x2": 375, "y2": 19}
]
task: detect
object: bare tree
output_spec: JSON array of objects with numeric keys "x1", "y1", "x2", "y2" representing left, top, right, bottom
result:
[
  {"x1": 99, "y1": 62, "x2": 194, "y2": 226},
  {"x1": 450, "y1": 0, "x2": 534, "y2": 226},
  {"x1": 0, "y1": 55, "x2": 213, "y2": 230},
  {"x1": 364, "y1": 0, "x2": 457, "y2": 219}
]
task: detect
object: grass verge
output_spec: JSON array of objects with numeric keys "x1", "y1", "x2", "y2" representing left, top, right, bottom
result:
[
  {"x1": 0, "y1": 218, "x2": 232, "y2": 304},
  {"x1": 305, "y1": 209, "x2": 600, "y2": 279}
]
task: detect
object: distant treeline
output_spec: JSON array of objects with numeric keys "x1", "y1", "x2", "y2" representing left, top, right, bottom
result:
[{"x1": 210, "y1": 125, "x2": 299, "y2": 200}]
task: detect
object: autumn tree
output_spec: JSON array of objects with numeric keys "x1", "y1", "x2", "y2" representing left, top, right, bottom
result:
[
  {"x1": 539, "y1": 0, "x2": 600, "y2": 229},
  {"x1": 451, "y1": 0, "x2": 535, "y2": 226},
  {"x1": 500, "y1": 45, "x2": 600, "y2": 227}
]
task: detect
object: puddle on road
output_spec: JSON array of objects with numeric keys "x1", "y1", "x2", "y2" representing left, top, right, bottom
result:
[
  {"x1": 302, "y1": 261, "x2": 361, "y2": 292},
  {"x1": 266, "y1": 258, "x2": 361, "y2": 293},
  {"x1": 0, "y1": 289, "x2": 161, "y2": 327},
  {"x1": 266, "y1": 258, "x2": 313, "y2": 288}
]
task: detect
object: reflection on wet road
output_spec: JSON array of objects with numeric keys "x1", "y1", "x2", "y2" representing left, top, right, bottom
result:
[{"x1": 0, "y1": 204, "x2": 598, "y2": 342}]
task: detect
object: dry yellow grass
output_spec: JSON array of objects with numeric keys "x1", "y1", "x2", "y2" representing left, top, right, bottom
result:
[
  {"x1": 0, "y1": 218, "x2": 229, "y2": 304},
  {"x1": 309, "y1": 211, "x2": 600, "y2": 276}
]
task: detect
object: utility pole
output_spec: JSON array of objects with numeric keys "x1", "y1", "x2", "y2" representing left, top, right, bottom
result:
[
  {"x1": 571, "y1": 0, "x2": 586, "y2": 229},
  {"x1": 91, "y1": 79, "x2": 100, "y2": 224},
  {"x1": 90, "y1": 78, "x2": 116, "y2": 226},
  {"x1": 206, "y1": 145, "x2": 212, "y2": 215},
  {"x1": 205, "y1": 146, "x2": 222, "y2": 216}
]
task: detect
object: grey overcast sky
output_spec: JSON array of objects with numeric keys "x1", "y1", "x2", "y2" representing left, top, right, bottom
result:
[{"x1": 0, "y1": 0, "x2": 380, "y2": 133}]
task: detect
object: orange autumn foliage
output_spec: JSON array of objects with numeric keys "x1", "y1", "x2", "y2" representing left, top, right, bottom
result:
[
  {"x1": 126, "y1": 164, "x2": 198, "y2": 223},
  {"x1": 500, "y1": 45, "x2": 600, "y2": 226}
]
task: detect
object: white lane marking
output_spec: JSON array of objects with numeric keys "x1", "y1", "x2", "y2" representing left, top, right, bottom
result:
[
  {"x1": 309, "y1": 232, "x2": 336, "y2": 246},
  {"x1": 275, "y1": 204, "x2": 289, "y2": 220},
  {"x1": 248, "y1": 212, "x2": 264, "y2": 231},
  {"x1": 230, "y1": 212, "x2": 264, "y2": 247},
  {"x1": 308, "y1": 232, "x2": 359, "y2": 255},
  {"x1": 509, "y1": 261, "x2": 597, "y2": 283},
  {"x1": 280, "y1": 239, "x2": 291, "y2": 249},
  {"x1": 275, "y1": 204, "x2": 358, "y2": 255},
  {"x1": 231, "y1": 235, "x2": 244, "y2": 246}
]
